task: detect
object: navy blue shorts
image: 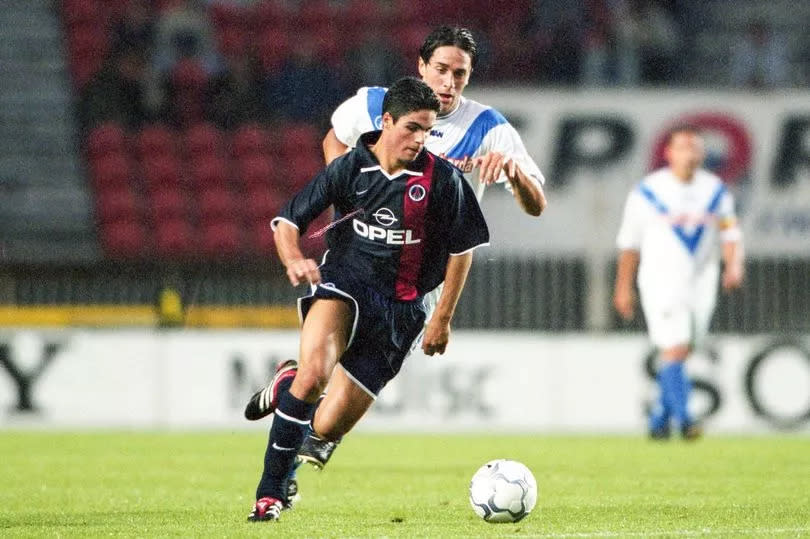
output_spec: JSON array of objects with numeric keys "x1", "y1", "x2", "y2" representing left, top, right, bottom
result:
[{"x1": 297, "y1": 265, "x2": 427, "y2": 397}]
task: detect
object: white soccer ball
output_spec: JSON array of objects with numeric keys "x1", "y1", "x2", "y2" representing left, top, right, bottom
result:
[{"x1": 469, "y1": 459, "x2": 538, "y2": 523}]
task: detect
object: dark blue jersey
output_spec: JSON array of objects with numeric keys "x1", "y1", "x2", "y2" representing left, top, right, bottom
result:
[{"x1": 272, "y1": 131, "x2": 490, "y2": 301}]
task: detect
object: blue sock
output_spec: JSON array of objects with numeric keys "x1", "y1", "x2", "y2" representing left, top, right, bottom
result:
[
  {"x1": 659, "y1": 360, "x2": 692, "y2": 429},
  {"x1": 649, "y1": 370, "x2": 671, "y2": 432},
  {"x1": 255, "y1": 392, "x2": 316, "y2": 501}
]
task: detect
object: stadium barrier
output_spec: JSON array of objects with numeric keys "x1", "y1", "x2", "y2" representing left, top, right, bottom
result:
[{"x1": 1, "y1": 330, "x2": 808, "y2": 434}]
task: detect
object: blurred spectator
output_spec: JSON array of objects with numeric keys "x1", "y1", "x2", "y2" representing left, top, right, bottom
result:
[
  {"x1": 110, "y1": 0, "x2": 155, "y2": 53},
  {"x1": 344, "y1": 27, "x2": 404, "y2": 89},
  {"x1": 580, "y1": 0, "x2": 613, "y2": 86},
  {"x1": 147, "y1": 0, "x2": 223, "y2": 110},
  {"x1": 79, "y1": 45, "x2": 151, "y2": 132},
  {"x1": 263, "y1": 42, "x2": 346, "y2": 126},
  {"x1": 205, "y1": 54, "x2": 265, "y2": 130},
  {"x1": 730, "y1": 20, "x2": 790, "y2": 89},
  {"x1": 634, "y1": 0, "x2": 681, "y2": 84},
  {"x1": 526, "y1": 1, "x2": 584, "y2": 85}
]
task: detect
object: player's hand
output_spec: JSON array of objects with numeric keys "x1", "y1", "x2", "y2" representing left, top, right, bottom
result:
[
  {"x1": 722, "y1": 262, "x2": 744, "y2": 291},
  {"x1": 613, "y1": 287, "x2": 636, "y2": 321},
  {"x1": 422, "y1": 318, "x2": 450, "y2": 356},
  {"x1": 475, "y1": 152, "x2": 508, "y2": 185},
  {"x1": 285, "y1": 258, "x2": 321, "y2": 287}
]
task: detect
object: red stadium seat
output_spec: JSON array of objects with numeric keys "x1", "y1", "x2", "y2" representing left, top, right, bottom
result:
[
  {"x1": 256, "y1": 26, "x2": 290, "y2": 74},
  {"x1": 95, "y1": 187, "x2": 139, "y2": 224},
  {"x1": 252, "y1": 0, "x2": 285, "y2": 30},
  {"x1": 285, "y1": 153, "x2": 322, "y2": 193},
  {"x1": 90, "y1": 153, "x2": 133, "y2": 190},
  {"x1": 198, "y1": 187, "x2": 238, "y2": 224},
  {"x1": 231, "y1": 124, "x2": 268, "y2": 158},
  {"x1": 100, "y1": 220, "x2": 148, "y2": 258},
  {"x1": 142, "y1": 153, "x2": 183, "y2": 190},
  {"x1": 183, "y1": 123, "x2": 224, "y2": 159},
  {"x1": 215, "y1": 24, "x2": 247, "y2": 60},
  {"x1": 201, "y1": 219, "x2": 242, "y2": 257},
  {"x1": 189, "y1": 155, "x2": 229, "y2": 189},
  {"x1": 236, "y1": 154, "x2": 275, "y2": 190},
  {"x1": 62, "y1": 0, "x2": 102, "y2": 26},
  {"x1": 245, "y1": 185, "x2": 284, "y2": 222},
  {"x1": 155, "y1": 217, "x2": 196, "y2": 258},
  {"x1": 208, "y1": 1, "x2": 245, "y2": 29},
  {"x1": 136, "y1": 124, "x2": 177, "y2": 159},
  {"x1": 280, "y1": 123, "x2": 320, "y2": 158},
  {"x1": 86, "y1": 122, "x2": 127, "y2": 160},
  {"x1": 251, "y1": 219, "x2": 276, "y2": 256},
  {"x1": 171, "y1": 59, "x2": 208, "y2": 126},
  {"x1": 149, "y1": 187, "x2": 189, "y2": 220}
]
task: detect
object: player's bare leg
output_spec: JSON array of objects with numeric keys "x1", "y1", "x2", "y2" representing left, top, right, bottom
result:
[
  {"x1": 250, "y1": 298, "x2": 351, "y2": 521},
  {"x1": 298, "y1": 366, "x2": 374, "y2": 469}
]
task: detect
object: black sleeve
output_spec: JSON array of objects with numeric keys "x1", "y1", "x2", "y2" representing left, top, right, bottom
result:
[
  {"x1": 446, "y1": 171, "x2": 490, "y2": 254},
  {"x1": 272, "y1": 160, "x2": 344, "y2": 234}
]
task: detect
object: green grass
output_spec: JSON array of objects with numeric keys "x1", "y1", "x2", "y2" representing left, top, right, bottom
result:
[{"x1": 1, "y1": 432, "x2": 808, "y2": 537}]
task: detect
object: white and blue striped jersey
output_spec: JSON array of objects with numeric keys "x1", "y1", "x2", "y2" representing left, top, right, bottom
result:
[
  {"x1": 331, "y1": 86, "x2": 545, "y2": 201},
  {"x1": 616, "y1": 168, "x2": 741, "y2": 301}
]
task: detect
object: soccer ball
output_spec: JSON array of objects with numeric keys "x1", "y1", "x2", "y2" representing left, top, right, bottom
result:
[{"x1": 469, "y1": 459, "x2": 537, "y2": 523}]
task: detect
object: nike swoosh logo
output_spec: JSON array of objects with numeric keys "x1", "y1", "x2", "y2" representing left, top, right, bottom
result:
[
  {"x1": 355, "y1": 188, "x2": 370, "y2": 195},
  {"x1": 272, "y1": 442, "x2": 296, "y2": 451}
]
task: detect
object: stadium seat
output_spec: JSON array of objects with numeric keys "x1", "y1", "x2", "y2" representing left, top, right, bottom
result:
[
  {"x1": 86, "y1": 122, "x2": 127, "y2": 160},
  {"x1": 285, "y1": 153, "x2": 322, "y2": 192},
  {"x1": 62, "y1": 0, "x2": 102, "y2": 26},
  {"x1": 189, "y1": 155, "x2": 229, "y2": 189},
  {"x1": 245, "y1": 185, "x2": 284, "y2": 223},
  {"x1": 100, "y1": 220, "x2": 148, "y2": 258},
  {"x1": 155, "y1": 217, "x2": 196, "y2": 258},
  {"x1": 183, "y1": 123, "x2": 224, "y2": 160},
  {"x1": 148, "y1": 187, "x2": 189, "y2": 221},
  {"x1": 256, "y1": 26, "x2": 290, "y2": 74},
  {"x1": 215, "y1": 24, "x2": 247, "y2": 60},
  {"x1": 198, "y1": 187, "x2": 238, "y2": 224},
  {"x1": 90, "y1": 153, "x2": 133, "y2": 191},
  {"x1": 231, "y1": 124, "x2": 268, "y2": 159},
  {"x1": 280, "y1": 123, "x2": 320, "y2": 158},
  {"x1": 201, "y1": 219, "x2": 243, "y2": 257},
  {"x1": 208, "y1": 1, "x2": 245, "y2": 29},
  {"x1": 95, "y1": 187, "x2": 140, "y2": 224},
  {"x1": 170, "y1": 59, "x2": 208, "y2": 126},
  {"x1": 236, "y1": 154, "x2": 275, "y2": 190},
  {"x1": 136, "y1": 124, "x2": 177, "y2": 160},
  {"x1": 142, "y1": 153, "x2": 184, "y2": 190},
  {"x1": 252, "y1": 0, "x2": 285, "y2": 30},
  {"x1": 251, "y1": 219, "x2": 276, "y2": 256}
]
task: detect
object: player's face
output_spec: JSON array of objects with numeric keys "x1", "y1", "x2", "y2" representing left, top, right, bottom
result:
[
  {"x1": 384, "y1": 109, "x2": 436, "y2": 163},
  {"x1": 665, "y1": 132, "x2": 705, "y2": 178},
  {"x1": 418, "y1": 46, "x2": 472, "y2": 115}
]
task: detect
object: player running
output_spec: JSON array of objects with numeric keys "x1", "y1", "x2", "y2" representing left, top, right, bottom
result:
[
  {"x1": 245, "y1": 26, "x2": 548, "y2": 494},
  {"x1": 247, "y1": 77, "x2": 489, "y2": 521},
  {"x1": 613, "y1": 125, "x2": 744, "y2": 440}
]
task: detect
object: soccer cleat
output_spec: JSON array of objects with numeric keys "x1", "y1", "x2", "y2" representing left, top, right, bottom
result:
[
  {"x1": 681, "y1": 423, "x2": 703, "y2": 441},
  {"x1": 298, "y1": 431, "x2": 340, "y2": 470},
  {"x1": 244, "y1": 359, "x2": 298, "y2": 420},
  {"x1": 247, "y1": 497, "x2": 283, "y2": 522}
]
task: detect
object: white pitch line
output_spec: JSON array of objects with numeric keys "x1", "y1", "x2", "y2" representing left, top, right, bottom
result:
[{"x1": 502, "y1": 527, "x2": 810, "y2": 538}]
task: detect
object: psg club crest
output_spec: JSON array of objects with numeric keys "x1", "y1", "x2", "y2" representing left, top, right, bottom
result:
[{"x1": 408, "y1": 184, "x2": 426, "y2": 202}]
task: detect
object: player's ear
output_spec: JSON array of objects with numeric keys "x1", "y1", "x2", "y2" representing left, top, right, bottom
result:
[
  {"x1": 382, "y1": 112, "x2": 394, "y2": 130},
  {"x1": 417, "y1": 56, "x2": 427, "y2": 78}
]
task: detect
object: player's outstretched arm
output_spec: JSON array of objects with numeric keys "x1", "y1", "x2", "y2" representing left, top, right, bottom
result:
[
  {"x1": 423, "y1": 252, "x2": 474, "y2": 356},
  {"x1": 498, "y1": 156, "x2": 546, "y2": 217},
  {"x1": 323, "y1": 128, "x2": 350, "y2": 166},
  {"x1": 273, "y1": 221, "x2": 321, "y2": 287},
  {"x1": 613, "y1": 249, "x2": 640, "y2": 321}
]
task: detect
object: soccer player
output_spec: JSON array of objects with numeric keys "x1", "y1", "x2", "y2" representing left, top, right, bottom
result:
[
  {"x1": 613, "y1": 125, "x2": 744, "y2": 440},
  {"x1": 247, "y1": 77, "x2": 489, "y2": 521},
  {"x1": 245, "y1": 26, "x2": 547, "y2": 491},
  {"x1": 323, "y1": 26, "x2": 546, "y2": 217}
]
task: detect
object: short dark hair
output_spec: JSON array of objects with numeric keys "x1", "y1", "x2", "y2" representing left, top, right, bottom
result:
[
  {"x1": 666, "y1": 124, "x2": 701, "y2": 145},
  {"x1": 419, "y1": 25, "x2": 477, "y2": 68},
  {"x1": 382, "y1": 76, "x2": 440, "y2": 122}
]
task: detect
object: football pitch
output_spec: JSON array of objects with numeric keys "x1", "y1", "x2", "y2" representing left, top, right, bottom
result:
[{"x1": 1, "y1": 432, "x2": 808, "y2": 537}]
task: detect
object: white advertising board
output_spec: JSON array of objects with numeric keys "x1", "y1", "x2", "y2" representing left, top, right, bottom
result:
[
  {"x1": 465, "y1": 89, "x2": 810, "y2": 256},
  {"x1": 1, "y1": 330, "x2": 808, "y2": 433}
]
